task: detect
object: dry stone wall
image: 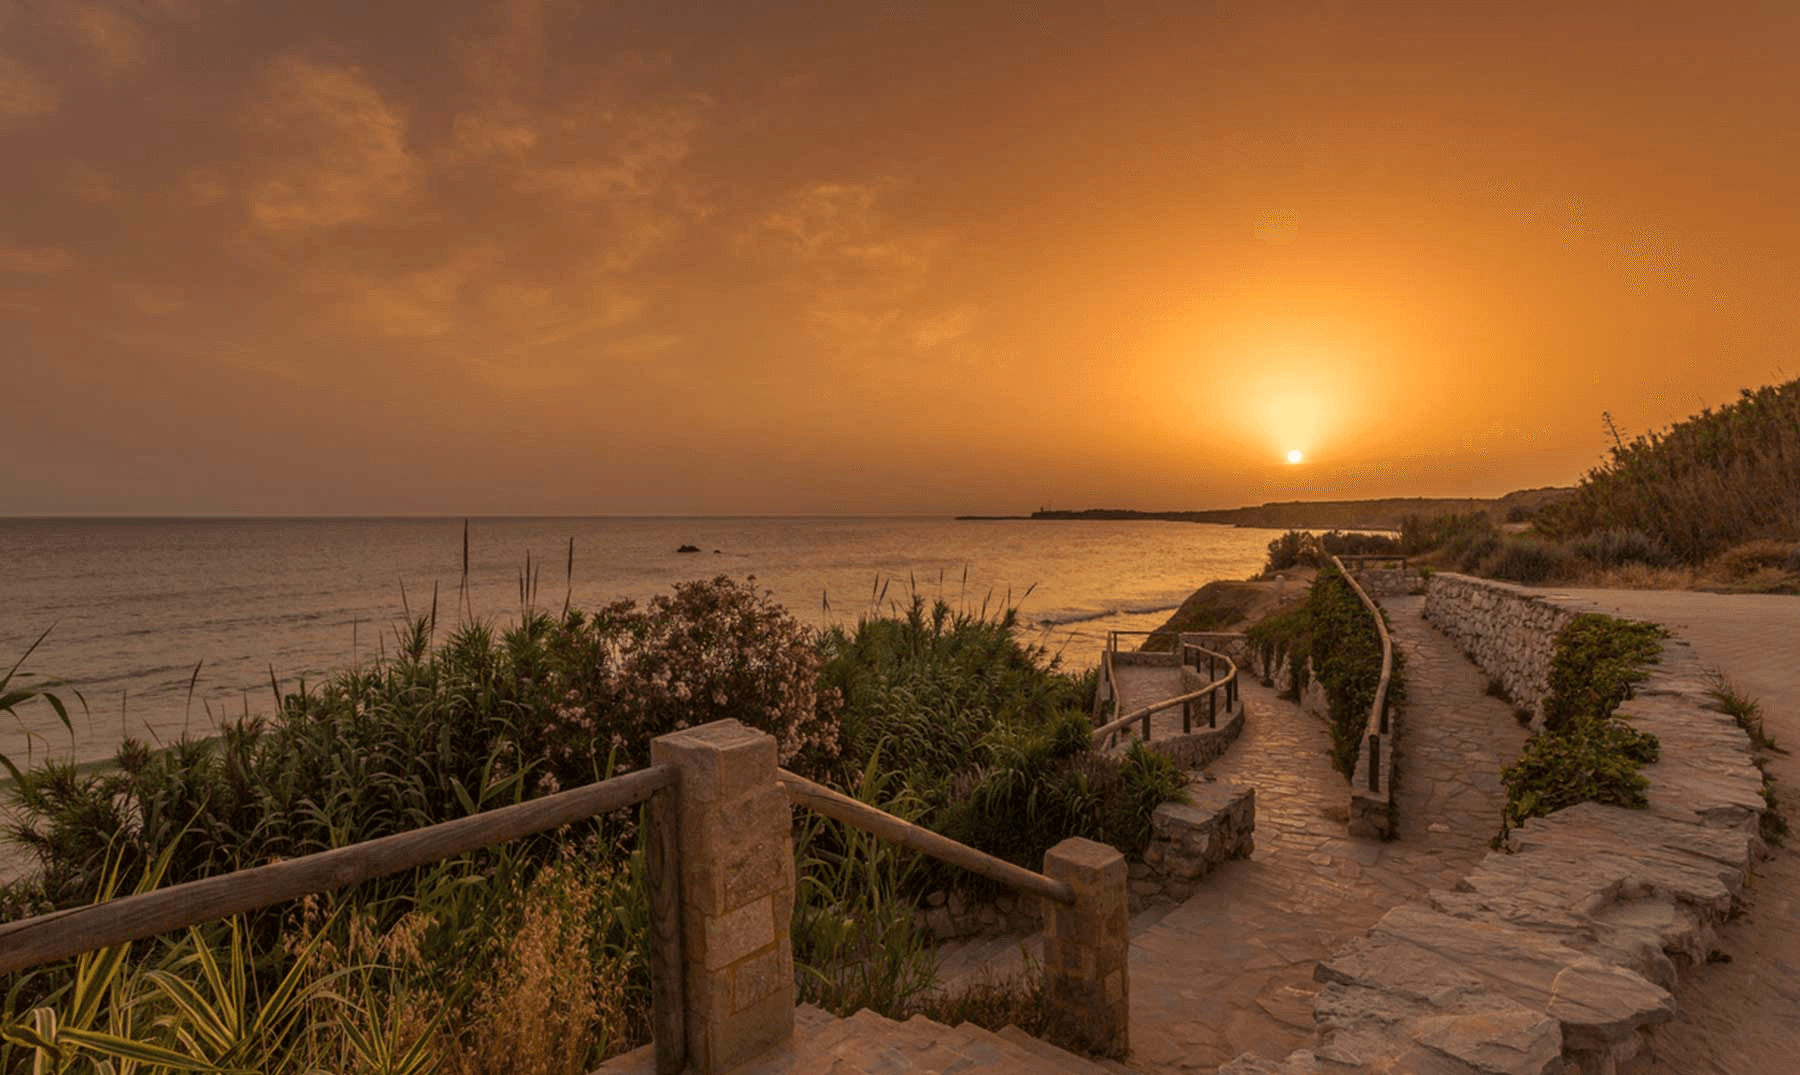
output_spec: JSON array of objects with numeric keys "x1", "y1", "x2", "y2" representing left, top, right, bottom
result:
[{"x1": 1423, "y1": 572, "x2": 1579, "y2": 725}]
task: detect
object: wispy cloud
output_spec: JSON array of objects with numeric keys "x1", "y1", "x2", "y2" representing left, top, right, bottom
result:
[
  {"x1": 0, "y1": 239, "x2": 76, "y2": 275},
  {"x1": 243, "y1": 57, "x2": 419, "y2": 233},
  {"x1": 0, "y1": 56, "x2": 58, "y2": 128}
]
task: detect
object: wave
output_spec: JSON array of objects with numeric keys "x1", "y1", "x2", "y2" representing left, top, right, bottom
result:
[{"x1": 1032, "y1": 602, "x2": 1184, "y2": 628}]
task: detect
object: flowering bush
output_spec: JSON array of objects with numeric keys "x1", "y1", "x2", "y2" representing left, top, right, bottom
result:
[{"x1": 530, "y1": 576, "x2": 841, "y2": 783}]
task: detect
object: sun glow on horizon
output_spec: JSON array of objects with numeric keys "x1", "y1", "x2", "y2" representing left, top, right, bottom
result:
[{"x1": 1287, "y1": 449, "x2": 1304, "y2": 464}]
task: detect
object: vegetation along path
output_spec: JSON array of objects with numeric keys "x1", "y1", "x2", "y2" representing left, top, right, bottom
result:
[
  {"x1": 938, "y1": 596, "x2": 1532, "y2": 1071},
  {"x1": 1535, "y1": 589, "x2": 1800, "y2": 1075}
]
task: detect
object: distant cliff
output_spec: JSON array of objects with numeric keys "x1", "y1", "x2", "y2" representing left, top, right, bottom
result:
[{"x1": 964, "y1": 489, "x2": 1568, "y2": 531}]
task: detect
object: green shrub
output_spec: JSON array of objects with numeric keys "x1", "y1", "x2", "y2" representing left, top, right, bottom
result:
[
  {"x1": 1401, "y1": 511, "x2": 1494, "y2": 556},
  {"x1": 1542, "y1": 614, "x2": 1665, "y2": 733},
  {"x1": 1477, "y1": 537, "x2": 1575, "y2": 585},
  {"x1": 1499, "y1": 714, "x2": 1660, "y2": 831},
  {"x1": 1497, "y1": 613, "x2": 1665, "y2": 843},
  {"x1": 1571, "y1": 528, "x2": 1672, "y2": 567},
  {"x1": 1245, "y1": 603, "x2": 1312, "y2": 694},
  {"x1": 1262, "y1": 529, "x2": 1402, "y2": 574},
  {"x1": 1306, "y1": 566, "x2": 1399, "y2": 775}
]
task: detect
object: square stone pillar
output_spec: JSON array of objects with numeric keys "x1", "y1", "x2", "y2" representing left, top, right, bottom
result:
[
  {"x1": 650, "y1": 720, "x2": 796, "y2": 1073},
  {"x1": 1042, "y1": 836, "x2": 1130, "y2": 1057}
]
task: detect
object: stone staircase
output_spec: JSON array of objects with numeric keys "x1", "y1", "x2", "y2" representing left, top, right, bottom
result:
[{"x1": 594, "y1": 1003, "x2": 1135, "y2": 1075}]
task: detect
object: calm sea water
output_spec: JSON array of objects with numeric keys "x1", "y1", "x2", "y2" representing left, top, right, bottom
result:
[{"x1": 0, "y1": 517, "x2": 1279, "y2": 768}]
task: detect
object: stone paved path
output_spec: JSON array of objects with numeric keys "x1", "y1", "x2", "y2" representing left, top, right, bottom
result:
[
  {"x1": 1106, "y1": 663, "x2": 1186, "y2": 742},
  {"x1": 938, "y1": 597, "x2": 1534, "y2": 1072},
  {"x1": 1125, "y1": 596, "x2": 1530, "y2": 1071},
  {"x1": 1536, "y1": 589, "x2": 1800, "y2": 1075}
]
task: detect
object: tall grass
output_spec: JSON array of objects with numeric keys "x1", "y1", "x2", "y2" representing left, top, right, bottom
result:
[{"x1": 1538, "y1": 379, "x2": 1800, "y2": 561}]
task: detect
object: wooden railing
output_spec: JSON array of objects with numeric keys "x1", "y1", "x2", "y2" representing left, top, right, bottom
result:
[
  {"x1": 1331, "y1": 556, "x2": 1395, "y2": 814},
  {"x1": 0, "y1": 765, "x2": 689, "y2": 1072},
  {"x1": 1092, "y1": 640, "x2": 1239, "y2": 749},
  {"x1": 775, "y1": 769, "x2": 1075, "y2": 906}
]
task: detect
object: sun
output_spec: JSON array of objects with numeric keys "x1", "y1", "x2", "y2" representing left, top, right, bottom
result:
[{"x1": 1286, "y1": 449, "x2": 1303, "y2": 464}]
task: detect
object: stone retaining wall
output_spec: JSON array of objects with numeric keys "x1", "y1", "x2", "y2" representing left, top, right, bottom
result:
[
  {"x1": 1423, "y1": 571, "x2": 1579, "y2": 727},
  {"x1": 1352, "y1": 566, "x2": 1421, "y2": 598},
  {"x1": 1225, "y1": 577, "x2": 1769, "y2": 1075},
  {"x1": 1133, "y1": 782, "x2": 1255, "y2": 910}
]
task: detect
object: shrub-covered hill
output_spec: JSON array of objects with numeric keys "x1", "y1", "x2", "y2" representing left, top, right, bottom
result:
[{"x1": 1537, "y1": 378, "x2": 1800, "y2": 561}]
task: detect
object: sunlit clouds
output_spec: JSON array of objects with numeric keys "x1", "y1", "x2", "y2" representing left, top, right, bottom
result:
[{"x1": 2, "y1": 2, "x2": 1797, "y2": 515}]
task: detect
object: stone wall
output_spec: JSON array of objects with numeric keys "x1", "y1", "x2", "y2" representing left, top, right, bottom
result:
[
  {"x1": 1423, "y1": 571, "x2": 1579, "y2": 727},
  {"x1": 1351, "y1": 565, "x2": 1421, "y2": 598},
  {"x1": 1133, "y1": 782, "x2": 1255, "y2": 909}
]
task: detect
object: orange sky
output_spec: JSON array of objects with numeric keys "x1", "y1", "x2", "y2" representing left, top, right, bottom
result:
[{"x1": 2, "y1": 1, "x2": 1796, "y2": 515}]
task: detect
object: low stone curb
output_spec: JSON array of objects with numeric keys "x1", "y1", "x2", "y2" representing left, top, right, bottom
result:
[{"x1": 1220, "y1": 576, "x2": 1769, "y2": 1075}]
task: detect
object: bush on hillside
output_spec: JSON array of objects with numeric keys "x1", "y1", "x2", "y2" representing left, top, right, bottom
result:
[
  {"x1": 1537, "y1": 379, "x2": 1800, "y2": 561},
  {"x1": 1262, "y1": 529, "x2": 1402, "y2": 574},
  {"x1": 1400, "y1": 511, "x2": 1494, "y2": 557}
]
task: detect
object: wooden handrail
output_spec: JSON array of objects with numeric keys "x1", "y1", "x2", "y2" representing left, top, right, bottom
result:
[
  {"x1": 775, "y1": 769, "x2": 1076, "y2": 906},
  {"x1": 0, "y1": 764, "x2": 678, "y2": 975},
  {"x1": 1091, "y1": 645, "x2": 1237, "y2": 743},
  {"x1": 1331, "y1": 556, "x2": 1394, "y2": 792}
]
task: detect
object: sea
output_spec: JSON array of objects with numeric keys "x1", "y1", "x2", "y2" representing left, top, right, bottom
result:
[{"x1": 0, "y1": 516, "x2": 1283, "y2": 771}]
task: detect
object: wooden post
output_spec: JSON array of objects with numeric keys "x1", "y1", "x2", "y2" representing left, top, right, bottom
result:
[
  {"x1": 1367, "y1": 734, "x2": 1381, "y2": 792},
  {"x1": 1209, "y1": 689, "x2": 1217, "y2": 728},
  {"x1": 1141, "y1": 708, "x2": 1152, "y2": 741},
  {"x1": 1182, "y1": 698, "x2": 1192, "y2": 734},
  {"x1": 644, "y1": 782, "x2": 685, "y2": 1075}
]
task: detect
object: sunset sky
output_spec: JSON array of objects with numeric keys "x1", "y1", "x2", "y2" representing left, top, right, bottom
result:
[{"x1": 3, "y1": 1, "x2": 1796, "y2": 516}]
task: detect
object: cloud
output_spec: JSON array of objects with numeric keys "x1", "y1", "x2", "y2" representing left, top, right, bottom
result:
[
  {"x1": 66, "y1": 3, "x2": 149, "y2": 78},
  {"x1": 66, "y1": 160, "x2": 121, "y2": 204},
  {"x1": 114, "y1": 281, "x2": 184, "y2": 316},
  {"x1": 519, "y1": 98, "x2": 709, "y2": 203},
  {"x1": 243, "y1": 58, "x2": 419, "y2": 233},
  {"x1": 449, "y1": 113, "x2": 539, "y2": 160},
  {"x1": 0, "y1": 240, "x2": 76, "y2": 275},
  {"x1": 739, "y1": 179, "x2": 972, "y2": 362},
  {"x1": 0, "y1": 56, "x2": 58, "y2": 127}
]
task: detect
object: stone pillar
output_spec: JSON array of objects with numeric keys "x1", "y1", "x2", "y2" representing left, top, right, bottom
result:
[
  {"x1": 650, "y1": 720, "x2": 796, "y2": 1074},
  {"x1": 1042, "y1": 837, "x2": 1130, "y2": 1057}
]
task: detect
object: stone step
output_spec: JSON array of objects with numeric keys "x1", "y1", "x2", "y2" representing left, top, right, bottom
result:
[
  {"x1": 594, "y1": 1003, "x2": 1122, "y2": 1074},
  {"x1": 993, "y1": 1025, "x2": 1136, "y2": 1075}
]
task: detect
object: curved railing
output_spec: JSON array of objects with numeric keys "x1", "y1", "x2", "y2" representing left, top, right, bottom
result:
[
  {"x1": 1331, "y1": 555, "x2": 1396, "y2": 832},
  {"x1": 1093, "y1": 639, "x2": 1240, "y2": 749}
]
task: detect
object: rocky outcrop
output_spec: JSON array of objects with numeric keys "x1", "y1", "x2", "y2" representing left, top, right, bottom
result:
[{"x1": 1223, "y1": 577, "x2": 1767, "y2": 1075}]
